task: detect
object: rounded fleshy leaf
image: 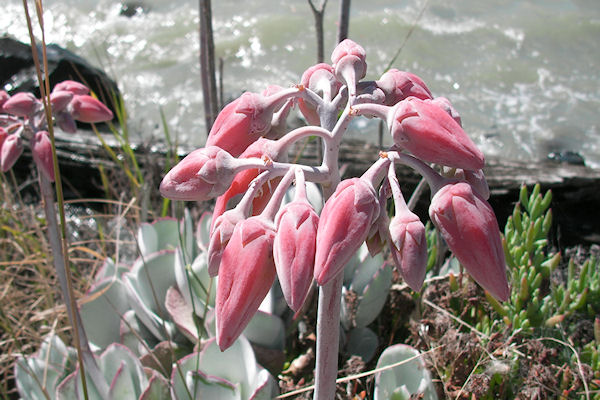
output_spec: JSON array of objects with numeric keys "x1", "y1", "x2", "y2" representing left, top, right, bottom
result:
[{"x1": 429, "y1": 181, "x2": 509, "y2": 301}]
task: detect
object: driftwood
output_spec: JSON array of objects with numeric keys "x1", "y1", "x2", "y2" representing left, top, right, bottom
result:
[{"x1": 12, "y1": 133, "x2": 600, "y2": 247}]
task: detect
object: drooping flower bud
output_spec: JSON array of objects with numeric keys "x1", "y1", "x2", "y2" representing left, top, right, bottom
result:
[
  {"x1": 32, "y1": 131, "x2": 55, "y2": 182},
  {"x1": 389, "y1": 212, "x2": 428, "y2": 291},
  {"x1": 0, "y1": 134, "x2": 23, "y2": 172},
  {"x1": 2, "y1": 92, "x2": 40, "y2": 117},
  {"x1": 376, "y1": 69, "x2": 432, "y2": 105},
  {"x1": 451, "y1": 168, "x2": 490, "y2": 200},
  {"x1": 429, "y1": 181, "x2": 509, "y2": 301},
  {"x1": 216, "y1": 216, "x2": 277, "y2": 351},
  {"x1": 52, "y1": 80, "x2": 90, "y2": 95},
  {"x1": 70, "y1": 95, "x2": 113, "y2": 123},
  {"x1": 206, "y1": 88, "x2": 300, "y2": 157},
  {"x1": 314, "y1": 178, "x2": 379, "y2": 286},
  {"x1": 331, "y1": 39, "x2": 367, "y2": 96},
  {"x1": 389, "y1": 97, "x2": 484, "y2": 170},
  {"x1": 49, "y1": 90, "x2": 74, "y2": 113},
  {"x1": 160, "y1": 146, "x2": 240, "y2": 201},
  {"x1": 274, "y1": 198, "x2": 319, "y2": 312}
]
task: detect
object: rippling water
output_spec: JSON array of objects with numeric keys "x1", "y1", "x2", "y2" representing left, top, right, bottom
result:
[{"x1": 2, "y1": 0, "x2": 599, "y2": 166}]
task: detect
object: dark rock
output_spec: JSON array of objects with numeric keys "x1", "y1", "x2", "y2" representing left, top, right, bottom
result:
[
  {"x1": 120, "y1": 1, "x2": 149, "y2": 17},
  {"x1": 547, "y1": 150, "x2": 586, "y2": 166},
  {"x1": 0, "y1": 36, "x2": 120, "y2": 119}
]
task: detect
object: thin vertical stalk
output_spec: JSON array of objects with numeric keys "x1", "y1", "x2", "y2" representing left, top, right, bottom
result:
[
  {"x1": 307, "y1": 0, "x2": 328, "y2": 63},
  {"x1": 337, "y1": 0, "x2": 351, "y2": 43},
  {"x1": 199, "y1": 0, "x2": 218, "y2": 134}
]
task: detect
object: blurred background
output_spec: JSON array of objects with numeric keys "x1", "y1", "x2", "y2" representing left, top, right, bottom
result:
[{"x1": 2, "y1": 0, "x2": 599, "y2": 167}]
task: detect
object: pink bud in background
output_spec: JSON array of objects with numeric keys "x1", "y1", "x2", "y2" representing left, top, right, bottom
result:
[
  {"x1": 2, "y1": 92, "x2": 40, "y2": 117},
  {"x1": 1, "y1": 134, "x2": 23, "y2": 172},
  {"x1": 70, "y1": 95, "x2": 113, "y2": 123},
  {"x1": 429, "y1": 181, "x2": 509, "y2": 301},
  {"x1": 298, "y1": 63, "x2": 341, "y2": 125},
  {"x1": 52, "y1": 80, "x2": 90, "y2": 95},
  {"x1": 452, "y1": 168, "x2": 490, "y2": 200},
  {"x1": 160, "y1": 146, "x2": 239, "y2": 201},
  {"x1": 56, "y1": 111, "x2": 77, "y2": 134},
  {"x1": 0, "y1": 128, "x2": 7, "y2": 150},
  {"x1": 376, "y1": 69, "x2": 432, "y2": 106},
  {"x1": 49, "y1": 90, "x2": 74, "y2": 113},
  {"x1": 0, "y1": 91, "x2": 9, "y2": 112},
  {"x1": 389, "y1": 211, "x2": 428, "y2": 291},
  {"x1": 216, "y1": 216, "x2": 277, "y2": 351},
  {"x1": 32, "y1": 131, "x2": 55, "y2": 182},
  {"x1": 331, "y1": 39, "x2": 367, "y2": 96},
  {"x1": 207, "y1": 208, "x2": 246, "y2": 277},
  {"x1": 274, "y1": 200, "x2": 319, "y2": 312},
  {"x1": 314, "y1": 178, "x2": 379, "y2": 286},
  {"x1": 390, "y1": 97, "x2": 484, "y2": 171}
]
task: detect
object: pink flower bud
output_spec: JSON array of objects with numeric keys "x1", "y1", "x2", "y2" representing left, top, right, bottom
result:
[
  {"x1": 427, "y1": 97, "x2": 461, "y2": 126},
  {"x1": 70, "y1": 95, "x2": 113, "y2": 123},
  {"x1": 56, "y1": 111, "x2": 77, "y2": 134},
  {"x1": 452, "y1": 168, "x2": 490, "y2": 200},
  {"x1": 0, "y1": 128, "x2": 7, "y2": 150},
  {"x1": 216, "y1": 216, "x2": 277, "y2": 351},
  {"x1": 429, "y1": 182, "x2": 509, "y2": 301},
  {"x1": 298, "y1": 63, "x2": 341, "y2": 125},
  {"x1": 160, "y1": 146, "x2": 239, "y2": 201},
  {"x1": 1, "y1": 134, "x2": 23, "y2": 172},
  {"x1": 389, "y1": 212, "x2": 428, "y2": 291},
  {"x1": 2, "y1": 92, "x2": 40, "y2": 117},
  {"x1": 390, "y1": 97, "x2": 484, "y2": 170},
  {"x1": 49, "y1": 90, "x2": 74, "y2": 113},
  {"x1": 314, "y1": 178, "x2": 379, "y2": 286},
  {"x1": 207, "y1": 208, "x2": 245, "y2": 277},
  {"x1": 274, "y1": 200, "x2": 319, "y2": 312},
  {"x1": 207, "y1": 89, "x2": 299, "y2": 157},
  {"x1": 0, "y1": 91, "x2": 9, "y2": 112},
  {"x1": 32, "y1": 131, "x2": 55, "y2": 182},
  {"x1": 52, "y1": 80, "x2": 90, "y2": 95},
  {"x1": 331, "y1": 39, "x2": 367, "y2": 93},
  {"x1": 376, "y1": 69, "x2": 432, "y2": 105}
]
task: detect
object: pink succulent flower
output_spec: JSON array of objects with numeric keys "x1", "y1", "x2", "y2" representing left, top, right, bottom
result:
[
  {"x1": 159, "y1": 145, "x2": 239, "y2": 201},
  {"x1": 274, "y1": 199, "x2": 319, "y2": 312},
  {"x1": 49, "y1": 90, "x2": 74, "y2": 113},
  {"x1": 314, "y1": 178, "x2": 379, "y2": 286},
  {"x1": 206, "y1": 89, "x2": 299, "y2": 157},
  {"x1": 52, "y1": 80, "x2": 90, "y2": 95},
  {"x1": 207, "y1": 208, "x2": 246, "y2": 277},
  {"x1": 376, "y1": 69, "x2": 433, "y2": 105},
  {"x1": 216, "y1": 216, "x2": 277, "y2": 351},
  {"x1": 429, "y1": 181, "x2": 509, "y2": 301},
  {"x1": 331, "y1": 39, "x2": 367, "y2": 95},
  {"x1": 2, "y1": 92, "x2": 40, "y2": 117},
  {"x1": 56, "y1": 112, "x2": 77, "y2": 134},
  {"x1": 0, "y1": 134, "x2": 23, "y2": 172},
  {"x1": 388, "y1": 211, "x2": 428, "y2": 291},
  {"x1": 70, "y1": 95, "x2": 113, "y2": 123},
  {"x1": 32, "y1": 131, "x2": 55, "y2": 182},
  {"x1": 0, "y1": 128, "x2": 7, "y2": 150},
  {"x1": 389, "y1": 97, "x2": 484, "y2": 170},
  {"x1": 452, "y1": 168, "x2": 490, "y2": 200}
]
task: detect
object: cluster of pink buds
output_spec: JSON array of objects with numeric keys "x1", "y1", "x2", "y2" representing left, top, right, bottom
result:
[
  {"x1": 0, "y1": 81, "x2": 113, "y2": 181},
  {"x1": 160, "y1": 39, "x2": 510, "y2": 360}
]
